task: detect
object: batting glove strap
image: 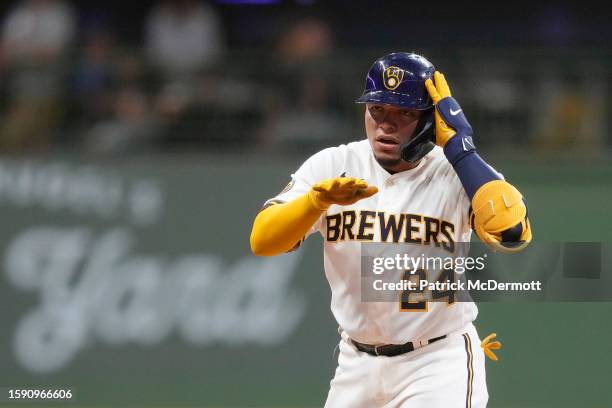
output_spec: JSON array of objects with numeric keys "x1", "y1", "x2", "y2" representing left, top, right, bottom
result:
[
  {"x1": 436, "y1": 96, "x2": 473, "y2": 136},
  {"x1": 443, "y1": 133, "x2": 476, "y2": 166}
]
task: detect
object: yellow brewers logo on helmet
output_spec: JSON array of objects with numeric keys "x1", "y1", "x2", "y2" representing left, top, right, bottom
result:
[{"x1": 383, "y1": 66, "x2": 404, "y2": 90}]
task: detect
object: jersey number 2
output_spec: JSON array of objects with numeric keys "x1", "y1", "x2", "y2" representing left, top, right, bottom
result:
[{"x1": 400, "y1": 268, "x2": 456, "y2": 312}]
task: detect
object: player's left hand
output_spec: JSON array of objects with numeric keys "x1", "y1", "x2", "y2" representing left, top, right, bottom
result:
[
  {"x1": 425, "y1": 71, "x2": 473, "y2": 147},
  {"x1": 480, "y1": 332, "x2": 502, "y2": 362}
]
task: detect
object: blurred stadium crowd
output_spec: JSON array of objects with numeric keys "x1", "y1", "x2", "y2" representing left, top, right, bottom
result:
[{"x1": 0, "y1": 0, "x2": 610, "y2": 155}]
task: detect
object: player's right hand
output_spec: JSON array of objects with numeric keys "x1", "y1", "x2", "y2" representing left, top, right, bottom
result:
[{"x1": 309, "y1": 177, "x2": 378, "y2": 210}]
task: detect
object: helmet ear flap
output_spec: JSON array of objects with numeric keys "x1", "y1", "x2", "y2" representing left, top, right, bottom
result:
[{"x1": 400, "y1": 107, "x2": 436, "y2": 163}]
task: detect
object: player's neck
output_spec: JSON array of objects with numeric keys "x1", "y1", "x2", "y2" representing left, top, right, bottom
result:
[{"x1": 384, "y1": 160, "x2": 421, "y2": 174}]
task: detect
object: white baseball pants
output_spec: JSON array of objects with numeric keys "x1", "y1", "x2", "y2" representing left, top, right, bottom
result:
[{"x1": 325, "y1": 323, "x2": 488, "y2": 408}]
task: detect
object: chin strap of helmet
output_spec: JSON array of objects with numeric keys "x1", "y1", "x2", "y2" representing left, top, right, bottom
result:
[{"x1": 400, "y1": 107, "x2": 436, "y2": 163}]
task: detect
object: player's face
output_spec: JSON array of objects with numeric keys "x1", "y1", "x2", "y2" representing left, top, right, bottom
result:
[{"x1": 365, "y1": 104, "x2": 423, "y2": 172}]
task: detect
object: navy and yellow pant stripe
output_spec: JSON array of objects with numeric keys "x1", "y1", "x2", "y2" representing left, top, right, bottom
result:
[{"x1": 462, "y1": 333, "x2": 474, "y2": 408}]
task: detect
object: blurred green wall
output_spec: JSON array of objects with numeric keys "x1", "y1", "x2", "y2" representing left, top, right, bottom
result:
[{"x1": 0, "y1": 154, "x2": 610, "y2": 407}]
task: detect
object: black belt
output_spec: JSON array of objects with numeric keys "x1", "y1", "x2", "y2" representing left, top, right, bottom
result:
[{"x1": 351, "y1": 335, "x2": 447, "y2": 357}]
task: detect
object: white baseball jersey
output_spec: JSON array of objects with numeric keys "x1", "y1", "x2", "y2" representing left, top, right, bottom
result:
[{"x1": 266, "y1": 139, "x2": 478, "y2": 344}]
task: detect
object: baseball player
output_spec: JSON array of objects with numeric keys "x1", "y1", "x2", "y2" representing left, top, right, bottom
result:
[{"x1": 250, "y1": 52, "x2": 531, "y2": 407}]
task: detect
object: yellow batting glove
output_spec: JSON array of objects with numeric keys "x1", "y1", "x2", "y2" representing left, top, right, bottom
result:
[
  {"x1": 425, "y1": 71, "x2": 473, "y2": 147},
  {"x1": 309, "y1": 177, "x2": 378, "y2": 210},
  {"x1": 426, "y1": 71, "x2": 452, "y2": 103},
  {"x1": 481, "y1": 332, "x2": 502, "y2": 362}
]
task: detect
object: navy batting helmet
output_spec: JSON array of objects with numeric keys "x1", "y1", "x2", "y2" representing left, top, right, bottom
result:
[{"x1": 356, "y1": 52, "x2": 436, "y2": 163}]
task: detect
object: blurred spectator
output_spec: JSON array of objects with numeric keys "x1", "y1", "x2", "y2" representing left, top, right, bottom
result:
[
  {"x1": 275, "y1": 16, "x2": 334, "y2": 112},
  {"x1": 72, "y1": 29, "x2": 116, "y2": 126},
  {"x1": 145, "y1": 0, "x2": 232, "y2": 147},
  {"x1": 84, "y1": 86, "x2": 160, "y2": 155},
  {"x1": 258, "y1": 17, "x2": 349, "y2": 150},
  {"x1": 532, "y1": 69, "x2": 606, "y2": 152},
  {"x1": 0, "y1": 0, "x2": 75, "y2": 152},
  {"x1": 276, "y1": 17, "x2": 333, "y2": 66},
  {"x1": 78, "y1": 39, "x2": 157, "y2": 154},
  {"x1": 145, "y1": 0, "x2": 224, "y2": 79}
]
